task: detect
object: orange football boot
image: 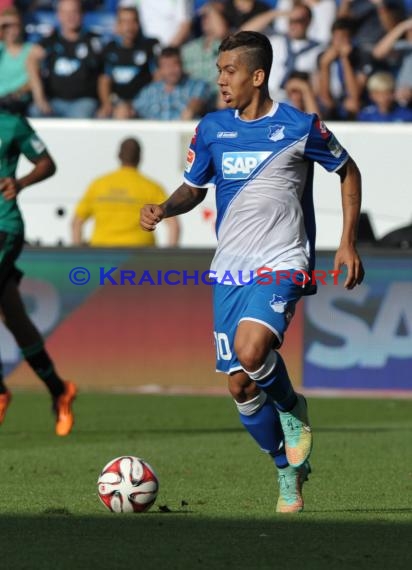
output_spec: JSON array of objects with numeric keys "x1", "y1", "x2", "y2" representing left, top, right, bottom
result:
[
  {"x1": 53, "y1": 381, "x2": 77, "y2": 436},
  {"x1": 0, "y1": 390, "x2": 12, "y2": 425}
]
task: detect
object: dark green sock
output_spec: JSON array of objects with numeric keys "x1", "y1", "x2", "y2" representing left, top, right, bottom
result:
[
  {"x1": 21, "y1": 342, "x2": 65, "y2": 398},
  {"x1": 0, "y1": 359, "x2": 7, "y2": 394}
]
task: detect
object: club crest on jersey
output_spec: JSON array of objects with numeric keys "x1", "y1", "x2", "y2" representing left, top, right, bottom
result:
[
  {"x1": 134, "y1": 50, "x2": 147, "y2": 66},
  {"x1": 76, "y1": 43, "x2": 88, "y2": 59},
  {"x1": 270, "y1": 294, "x2": 287, "y2": 314},
  {"x1": 268, "y1": 125, "x2": 285, "y2": 142},
  {"x1": 222, "y1": 151, "x2": 272, "y2": 179}
]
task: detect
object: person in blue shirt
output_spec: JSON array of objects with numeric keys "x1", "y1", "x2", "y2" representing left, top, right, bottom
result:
[
  {"x1": 140, "y1": 31, "x2": 365, "y2": 513},
  {"x1": 357, "y1": 71, "x2": 412, "y2": 122},
  {"x1": 133, "y1": 46, "x2": 211, "y2": 120}
]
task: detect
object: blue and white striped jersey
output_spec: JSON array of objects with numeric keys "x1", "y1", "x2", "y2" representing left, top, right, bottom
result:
[{"x1": 184, "y1": 102, "x2": 348, "y2": 284}]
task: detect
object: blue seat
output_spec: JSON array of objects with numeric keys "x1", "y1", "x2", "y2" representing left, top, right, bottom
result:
[
  {"x1": 24, "y1": 11, "x2": 57, "y2": 42},
  {"x1": 83, "y1": 11, "x2": 116, "y2": 41}
]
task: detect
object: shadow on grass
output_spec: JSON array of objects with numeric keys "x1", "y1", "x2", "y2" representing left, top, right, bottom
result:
[{"x1": 1, "y1": 514, "x2": 411, "y2": 570}]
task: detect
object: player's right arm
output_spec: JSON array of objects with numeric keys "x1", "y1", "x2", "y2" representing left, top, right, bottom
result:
[{"x1": 140, "y1": 182, "x2": 207, "y2": 232}]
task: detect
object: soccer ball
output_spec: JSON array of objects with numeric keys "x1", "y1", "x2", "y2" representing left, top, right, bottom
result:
[{"x1": 97, "y1": 456, "x2": 159, "y2": 513}]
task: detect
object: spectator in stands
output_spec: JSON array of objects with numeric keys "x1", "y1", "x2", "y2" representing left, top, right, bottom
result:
[
  {"x1": 181, "y1": 1, "x2": 230, "y2": 111},
  {"x1": 357, "y1": 71, "x2": 412, "y2": 120},
  {"x1": 284, "y1": 70, "x2": 321, "y2": 115},
  {"x1": 133, "y1": 0, "x2": 192, "y2": 47},
  {"x1": 27, "y1": 0, "x2": 103, "y2": 118},
  {"x1": 396, "y1": 53, "x2": 412, "y2": 107},
  {"x1": 97, "y1": 5, "x2": 159, "y2": 119},
  {"x1": 242, "y1": 0, "x2": 336, "y2": 45},
  {"x1": 267, "y1": 4, "x2": 323, "y2": 101},
  {"x1": 0, "y1": 1, "x2": 13, "y2": 10},
  {"x1": 337, "y1": 0, "x2": 406, "y2": 50},
  {"x1": 0, "y1": 6, "x2": 33, "y2": 114},
  {"x1": 222, "y1": 0, "x2": 271, "y2": 30},
  {"x1": 133, "y1": 47, "x2": 211, "y2": 120},
  {"x1": 72, "y1": 137, "x2": 180, "y2": 247},
  {"x1": 373, "y1": 15, "x2": 412, "y2": 107},
  {"x1": 373, "y1": 15, "x2": 412, "y2": 72},
  {"x1": 317, "y1": 17, "x2": 365, "y2": 119}
]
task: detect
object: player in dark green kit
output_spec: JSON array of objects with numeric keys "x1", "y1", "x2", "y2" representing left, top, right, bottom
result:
[{"x1": 0, "y1": 110, "x2": 76, "y2": 436}]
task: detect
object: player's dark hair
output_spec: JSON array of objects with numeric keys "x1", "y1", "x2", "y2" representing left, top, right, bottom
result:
[
  {"x1": 119, "y1": 137, "x2": 141, "y2": 167},
  {"x1": 218, "y1": 31, "x2": 273, "y2": 82}
]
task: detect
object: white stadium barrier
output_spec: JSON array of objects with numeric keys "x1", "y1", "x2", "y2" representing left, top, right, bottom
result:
[{"x1": 17, "y1": 120, "x2": 412, "y2": 248}]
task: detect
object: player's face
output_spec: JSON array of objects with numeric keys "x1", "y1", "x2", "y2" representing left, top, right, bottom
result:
[{"x1": 217, "y1": 49, "x2": 261, "y2": 110}]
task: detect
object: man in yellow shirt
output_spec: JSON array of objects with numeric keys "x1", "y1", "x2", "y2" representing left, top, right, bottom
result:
[{"x1": 71, "y1": 138, "x2": 180, "y2": 246}]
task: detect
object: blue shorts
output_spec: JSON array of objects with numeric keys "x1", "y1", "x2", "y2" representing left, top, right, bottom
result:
[{"x1": 213, "y1": 271, "x2": 305, "y2": 374}]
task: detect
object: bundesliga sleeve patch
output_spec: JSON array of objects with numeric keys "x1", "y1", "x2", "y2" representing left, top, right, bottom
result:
[
  {"x1": 327, "y1": 135, "x2": 343, "y2": 158},
  {"x1": 185, "y1": 149, "x2": 196, "y2": 173}
]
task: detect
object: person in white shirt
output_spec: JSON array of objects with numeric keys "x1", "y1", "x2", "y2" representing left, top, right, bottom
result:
[
  {"x1": 268, "y1": 4, "x2": 323, "y2": 101},
  {"x1": 133, "y1": 0, "x2": 192, "y2": 46}
]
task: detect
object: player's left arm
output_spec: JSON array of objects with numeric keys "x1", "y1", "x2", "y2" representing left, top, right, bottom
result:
[
  {"x1": 0, "y1": 154, "x2": 56, "y2": 201},
  {"x1": 1, "y1": 117, "x2": 56, "y2": 201},
  {"x1": 334, "y1": 157, "x2": 365, "y2": 289}
]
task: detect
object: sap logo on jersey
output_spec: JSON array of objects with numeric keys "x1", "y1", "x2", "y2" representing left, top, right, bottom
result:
[{"x1": 222, "y1": 151, "x2": 272, "y2": 179}]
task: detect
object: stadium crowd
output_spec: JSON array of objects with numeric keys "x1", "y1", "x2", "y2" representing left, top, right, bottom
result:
[{"x1": 0, "y1": 0, "x2": 411, "y2": 121}]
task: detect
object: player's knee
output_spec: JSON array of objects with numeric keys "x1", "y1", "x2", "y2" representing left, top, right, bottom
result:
[
  {"x1": 243, "y1": 350, "x2": 278, "y2": 383},
  {"x1": 228, "y1": 382, "x2": 245, "y2": 400},
  {"x1": 234, "y1": 340, "x2": 267, "y2": 373},
  {"x1": 228, "y1": 372, "x2": 257, "y2": 402}
]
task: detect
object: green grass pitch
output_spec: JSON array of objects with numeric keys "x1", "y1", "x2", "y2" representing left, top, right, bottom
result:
[{"x1": 0, "y1": 393, "x2": 411, "y2": 570}]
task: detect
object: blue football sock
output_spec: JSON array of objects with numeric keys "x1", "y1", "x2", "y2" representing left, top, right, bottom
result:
[
  {"x1": 272, "y1": 442, "x2": 288, "y2": 469},
  {"x1": 236, "y1": 392, "x2": 284, "y2": 455},
  {"x1": 246, "y1": 351, "x2": 297, "y2": 412}
]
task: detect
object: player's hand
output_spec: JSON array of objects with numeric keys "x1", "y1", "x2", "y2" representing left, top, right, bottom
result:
[
  {"x1": 334, "y1": 244, "x2": 365, "y2": 289},
  {"x1": 0, "y1": 177, "x2": 21, "y2": 200},
  {"x1": 140, "y1": 204, "x2": 165, "y2": 231}
]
